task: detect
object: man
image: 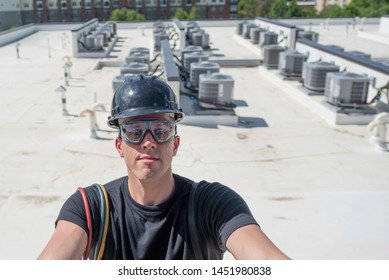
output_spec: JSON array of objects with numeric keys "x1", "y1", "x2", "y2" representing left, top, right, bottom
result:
[{"x1": 38, "y1": 75, "x2": 290, "y2": 260}]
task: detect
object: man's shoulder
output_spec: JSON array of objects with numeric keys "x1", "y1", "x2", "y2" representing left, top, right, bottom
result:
[{"x1": 103, "y1": 176, "x2": 127, "y2": 190}]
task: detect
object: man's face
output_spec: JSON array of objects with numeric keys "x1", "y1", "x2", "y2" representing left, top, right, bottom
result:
[{"x1": 115, "y1": 114, "x2": 180, "y2": 183}]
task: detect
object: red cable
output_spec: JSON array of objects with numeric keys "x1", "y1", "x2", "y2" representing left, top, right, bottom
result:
[{"x1": 77, "y1": 187, "x2": 93, "y2": 260}]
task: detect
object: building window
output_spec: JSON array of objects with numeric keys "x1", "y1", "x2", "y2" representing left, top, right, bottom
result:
[
  {"x1": 61, "y1": 1, "x2": 67, "y2": 8},
  {"x1": 37, "y1": 1, "x2": 43, "y2": 9},
  {"x1": 24, "y1": 3, "x2": 29, "y2": 8},
  {"x1": 85, "y1": 1, "x2": 91, "y2": 7},
  {"x1": 104, "y1": 1, "x2": 110, "y2": 7}
]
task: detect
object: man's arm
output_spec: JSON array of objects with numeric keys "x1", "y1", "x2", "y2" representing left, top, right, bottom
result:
[
  {"x1": 226, "y1": 224, "x2": 291, "y2": 260},
  {"x1": 37, "y1": 220, "x2": 88, "y2": 260}
]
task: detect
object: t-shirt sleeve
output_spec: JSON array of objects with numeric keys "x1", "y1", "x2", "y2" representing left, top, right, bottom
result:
[
  {"x1": 56, "y1": 185, "x2": 103, "y2": 235},
  {"x1": 196, "y1": 181, "x2": 259, "y2": 251},
  {"x1": 56, "y1": 190, "x2": 89, "y2": 233}
]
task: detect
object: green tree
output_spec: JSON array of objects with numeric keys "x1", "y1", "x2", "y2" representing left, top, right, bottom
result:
[
  {"x1": 173, "y1": 8, "x2": 188, "y2": 20},
  {"x1": 126, "y1": 9, "x2": 145, "y2": 20},
  {"x1": 345, "y1": 0, "x2": 389, "y2": 17},
  {"x1": 188, "y1": 6, "x2": 199, "y2": 20},
  {"x1": 319, "y1": 5, "x2": 348, "y2": 18},
  {"x1": 110, "y1": 8, "x2": 128, "y2": 21},
  {"x1": 109, "y1": 8, "x2": 144, "y2": 21},
  {"x1": 268, "y1": 0, "x2": 301, "y2": 18},
  {"x1": 238, "y1": 0, "x2": 272, "y2": 19},
  {"x1": 299, "y1": 7, "x2": 317, "y2": 18}
]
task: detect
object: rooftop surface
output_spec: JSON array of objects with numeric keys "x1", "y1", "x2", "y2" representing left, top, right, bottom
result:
[{"x1": 0, "y1": 19, "x2": 388, "y2": 260}]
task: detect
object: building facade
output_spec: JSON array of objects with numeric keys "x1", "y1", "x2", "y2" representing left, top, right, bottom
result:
[
  {"x1": 315, "y1": 0, "x2": 352, "y2": 12},
  {"x1": 0, "y1": 0, "x2": 238, "y2": 31}
]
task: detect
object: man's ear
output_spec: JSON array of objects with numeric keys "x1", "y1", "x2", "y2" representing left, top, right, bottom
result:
[
  {"x1": 115, "y1": 137, "x2": 124, "y2": 157},
  {"x1": 173, "y1": 135, "x2": 180, "y2": 156}
]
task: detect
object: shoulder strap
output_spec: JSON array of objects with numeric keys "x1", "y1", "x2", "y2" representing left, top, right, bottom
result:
[{"x1": 188, "y1": 182, "x2": 204, "y2": 259}]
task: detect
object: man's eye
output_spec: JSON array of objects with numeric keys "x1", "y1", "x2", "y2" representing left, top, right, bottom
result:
[
  {"x1": 154, "y1": 128, "x2": 167, "y2": 136},
  {"x1": 129, "y1": 129, "x2": 142, "y2": 136}
]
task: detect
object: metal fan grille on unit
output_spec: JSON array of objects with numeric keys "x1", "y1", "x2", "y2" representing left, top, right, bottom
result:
[
  {"x1": 263, "y1": 45, "x2": 285, "y2": 68},
  {"x1": 324, "y1": 72, "x2": 370, "y2": 105},
  {"x1": 278, "y1": 51, "x2": 306, "y2": 76},
  {"x1": 198, "y1": 73, "x2": 234, "y2": 108},
  {"x1": 302, "y1": 61, "x2": 340, "y2": 92},
  {"x1": 120, "y1": 62, "x2": 149, "y2": 75},
  {"x1": 190, "y1": 62, "x2": 220, "y2": 89}
]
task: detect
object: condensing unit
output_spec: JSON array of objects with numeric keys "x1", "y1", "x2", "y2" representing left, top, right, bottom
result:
[
  {"x1": 129, "y1": 47, "x2": 150, "y2": 56},
  {"x1": 302, "y1": 61, "x2": 340, "y2": 92},
  {"x1": 184, "y1": 51, "x2": 209, "y2": 74},
  {"x1": 347, "y1": 50, "x2": 371, "y2": 60},
  {"x1": 112, "y1": 74, "x2": 138, "y2": 92},
  {"x1": 298, "y1": 30, "x2": 319, "y2": 42},
  {"x1": 120, "y1": 62, "x2": 149, "y2": 75},
  {"x1": 324, "y1": 72, "x2": 370, "y2": 106},
  {"x1": 259, "y1": 31, "x2": 278, "y2": 47},
  {"x1": 263, "y1": 45, "x2": 286, "y2": 69},
  {"x1": 278, "y1": 51, "x2": 307, "y2": 77},
  {"x1": 198, "y1": 73, "x2": 234, "y2": 108},
  {"x1": 153, "y1": 30, "x2": 168, "y2": 52},
  {"x1": 250, "y1": 27, "x2": 266, "y2": 45},
  {"x1": 190, "y1": 61, "x2": 220, "y2": 89},
  {"x1": 181, "y1": 45, "x2": 203, "y2": 64},
  {"x1": 125, "y1": 52, "x2": 150, "y2": 65}
]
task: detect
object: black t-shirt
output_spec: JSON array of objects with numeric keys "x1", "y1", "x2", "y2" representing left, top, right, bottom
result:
[{"x1": 57, "y1": 174, "x2": 258, "y2": 259}]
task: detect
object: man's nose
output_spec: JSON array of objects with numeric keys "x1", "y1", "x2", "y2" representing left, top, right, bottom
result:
[{"x1": 141, "y1": 130, "x2": 156, "y2": 148}]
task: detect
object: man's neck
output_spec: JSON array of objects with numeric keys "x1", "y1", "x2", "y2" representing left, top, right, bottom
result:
[{"x1": 127, "y1": 175, "x2": 175, "y2": 206}]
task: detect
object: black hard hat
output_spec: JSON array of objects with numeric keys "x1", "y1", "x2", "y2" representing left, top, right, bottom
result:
[{"x1": 107, "y1": 74, "x2": 184, "y2": 128}]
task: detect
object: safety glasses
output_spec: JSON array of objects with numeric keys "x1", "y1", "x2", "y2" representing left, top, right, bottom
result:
[{"x1": 120, "y1": 119, "x2": 176, "y2": 144}]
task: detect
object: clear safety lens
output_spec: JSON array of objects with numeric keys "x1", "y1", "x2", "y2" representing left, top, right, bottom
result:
[{"x1": 120, "y1": 119, "x2": 176, "y2": 144}]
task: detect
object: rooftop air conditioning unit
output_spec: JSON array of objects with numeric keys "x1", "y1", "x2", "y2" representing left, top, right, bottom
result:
[
  {"x1": 202, "y1": 33, "x2": 210, "y2": 49},
  {"x1": 153, "y1": 31, "x2": 168, "y2": 51},
  {"x1": 263, "y1": 45, "x2": 286, "y2": 69},
  {"x1": 112, "y1": 73, "x2": 138, "y2": 92},
  {"x1": 324, "y1": 72, "x2": 370, "y2": 106},
  {"x1": 184, "y1": 51, "x2": 209, "y2": 74},
  {"x1": 85, "y1": 35, "x2": 96, "y2": 49},
  {"x1": 250, "y1": 27, "x2": 266, "y2": 45},
  {"x1": 243, "y1": 23, "x2": 257, "y2": 39},
  {"x1": 347, "y1": 50, "x2": 371, "y2": 60},
  {"x1": 153, "y1": 22, "x2": 165, "y2": 30},
  {"x1": 191, "y1": 32, "x2": 210, "y2": 48},
  {"x1": 125, "y1": 52, "x2": 150, "y2": 65},
  {"x1": 260, "y1": 31, "x2": 278, "y2": 47},
  {"x1": 236, "y1": 21, "x2": 245, "y2": 35},
  {"x1": 181, "y1": 45, "x2": 203, "y2": 64},
  {"x1": 302, "y1": 61, "x2": 340, "y2": 92},
  {"x1": 198, "y1": 73, "x2": 234, "y2": 108},
  {"x1": 120, "y1": 62, "x2": 149, "y2": 75},
  {"x1": 278, "y1": 51, "x2": 307, "y2": 77},
  {"x1": 192, "y1": 31, "x2": 205, "y2": 47},
  {"x1": 326, "y1": 45, "x2": 345, "y2": 52},
  {"x1": 129, "y1": 47, "x2": 150, "y2": 56},
  {"x1": 186, "y1": 21, "x2": 198, "y2": 37},
  {"x1": 298, "y1": 30, "x2": 319, "y2": 42},
  {"x1": 190, "y1": 61, "x2": 220, "y2": 89},
  {"x1": 93, "y1": 34, "x2": 104, "y2": 50}
]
